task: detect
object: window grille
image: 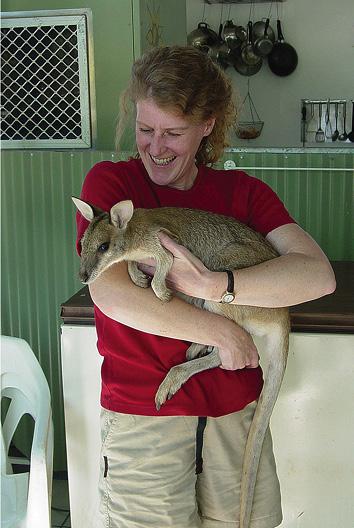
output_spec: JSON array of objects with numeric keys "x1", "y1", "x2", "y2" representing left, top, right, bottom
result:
[{"x1": 1, "y1": 10, "x2": 96, "y2": 149}]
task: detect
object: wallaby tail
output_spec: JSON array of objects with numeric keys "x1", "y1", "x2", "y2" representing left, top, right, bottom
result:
[{"x1": 239, "y1": 323, "x2": 289, "y2": 528}]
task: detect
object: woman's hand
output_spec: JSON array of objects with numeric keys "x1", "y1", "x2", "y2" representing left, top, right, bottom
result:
[
  {"x1": 217, "y1": 321, "x2": 260, "y2": 370},
  {"x1": 138, "y1": 232, "x2": 217, "y2": 300}
]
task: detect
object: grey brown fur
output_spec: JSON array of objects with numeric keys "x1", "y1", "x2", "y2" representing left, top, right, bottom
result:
[{"x1": 73, "y1": 197, "x2": 290, "y2": 528}]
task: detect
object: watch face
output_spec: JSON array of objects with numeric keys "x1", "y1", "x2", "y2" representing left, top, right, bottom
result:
[{"x1": 222, "y1": 293, "x2": 235, "y2": 303}]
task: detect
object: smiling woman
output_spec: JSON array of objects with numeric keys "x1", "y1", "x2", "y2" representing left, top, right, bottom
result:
[{"x1": 76, "y1": 45, "x2": 335, "y2": 528}]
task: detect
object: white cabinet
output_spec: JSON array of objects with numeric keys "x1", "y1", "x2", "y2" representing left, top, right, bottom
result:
[{"x1": 61, "y1": 327, "x2": 354, "y2": 527}]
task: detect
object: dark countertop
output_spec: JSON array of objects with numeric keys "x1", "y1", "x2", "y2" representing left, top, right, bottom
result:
[{"x1": 61, "y1": 261, "x2": 354, "y2": 333}]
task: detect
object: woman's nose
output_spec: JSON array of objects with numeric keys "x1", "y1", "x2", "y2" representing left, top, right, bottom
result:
[{"x1": 149, "y1": 133, "x2": 165, "y2": 156}]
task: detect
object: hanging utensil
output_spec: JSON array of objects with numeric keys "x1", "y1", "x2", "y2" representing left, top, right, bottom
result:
[
  {"x1": 241, "y1": 21, "x2": 262, "y2": 66},
  {"x1": 252, "y1": 18, "x2": 275, "y2": 57},
  {"x1": 233, "y1": 49, "x2": 262, "y2": 76},
  {"x1": 347, "y1": 101, "x2": 354, "y2": 142},
  {"x1": 338, "y1": 102, "x2": 348, "y2": 141},
  {"x1": 307, "y1": 103, "x2": 317, "y2": 135},
  {"x1": 315, "y1": 103, "x2": 325, "y2": 143},
  {"x1": 324, "y1": 100, "x2": 333, "y2": 140},
  {"x1": 207, "y1": 23, "x2": 232, "y2": 70},
  {"x1": 301, "y1": 103, "x2": 307, "y2": 147},
  {"x1": 187, "y1": 22, "x2": 219, "y2": 51},
  {"x1": 268, "y1": 19, "x2": 298, "y2": 76},
  {"x1": 223, "y1": 19, "x2": 247, "y2": 50},
  {"x1": 331, "y1": 103, "x2": 339, "y2": 141}
]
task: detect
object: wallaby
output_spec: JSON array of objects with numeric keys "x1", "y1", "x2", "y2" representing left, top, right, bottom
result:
[{"x1": 73, "y1": 197, "x2": 290, "y2": 528}]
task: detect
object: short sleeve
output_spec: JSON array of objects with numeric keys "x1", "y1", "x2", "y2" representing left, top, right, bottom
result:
[{"x1": 246, "y1": 178, "x2": 295, "y2": 236}]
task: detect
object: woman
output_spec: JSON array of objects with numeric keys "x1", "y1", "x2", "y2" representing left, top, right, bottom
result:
[{"x1": 76, "y1": 46, "x2": 335, "y2": 528}]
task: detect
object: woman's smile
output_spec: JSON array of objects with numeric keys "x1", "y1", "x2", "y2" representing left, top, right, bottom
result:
[{"x1": 149, "y1": 154, "x2": 177, "y2": 166}]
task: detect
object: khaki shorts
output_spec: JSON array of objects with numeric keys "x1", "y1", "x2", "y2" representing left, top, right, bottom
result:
[{"x1": 99, "y1": 402, "x2": 282, "y2": 528}]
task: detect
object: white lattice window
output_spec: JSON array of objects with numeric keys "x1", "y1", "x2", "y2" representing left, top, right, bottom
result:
[{"x1": 1, "y1": 9, "x2": 96, "y2": 149}]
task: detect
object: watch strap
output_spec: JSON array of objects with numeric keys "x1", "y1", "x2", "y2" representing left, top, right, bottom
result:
[{"x1": 225, "y1": 269, "x2": 234, "y2": 294}]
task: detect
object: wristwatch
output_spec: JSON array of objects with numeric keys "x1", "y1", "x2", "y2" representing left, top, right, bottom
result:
[{"x1": 220, "y1": 270, "x2": 235, "y2": 304}]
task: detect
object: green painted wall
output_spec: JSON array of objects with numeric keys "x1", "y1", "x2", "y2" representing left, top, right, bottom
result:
[{"x1": 1, "y1": 149, "x2": 353, "y2": 469}]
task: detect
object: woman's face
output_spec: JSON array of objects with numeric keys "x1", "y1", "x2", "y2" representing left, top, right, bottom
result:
[{"x1": 136, "y1": 99, "x2": 215, "y2": 190}]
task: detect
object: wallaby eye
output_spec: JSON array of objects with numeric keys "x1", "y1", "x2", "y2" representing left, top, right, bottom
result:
[{"x1": 98, "y1": 242, "x2": 109, "y2": 253}]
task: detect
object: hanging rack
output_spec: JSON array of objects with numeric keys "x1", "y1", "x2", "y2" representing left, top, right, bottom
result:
[
  {"x1": 204, "y1": 1, "x2": 285, "y2": 5},
  {"x1": 300, "y1": 98, "x2": 349, "y2": 146}
]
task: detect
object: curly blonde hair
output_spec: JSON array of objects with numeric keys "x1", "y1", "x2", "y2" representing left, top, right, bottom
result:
[{"x1": 116, "y1": 46, "x2": 237, "y2": 165}]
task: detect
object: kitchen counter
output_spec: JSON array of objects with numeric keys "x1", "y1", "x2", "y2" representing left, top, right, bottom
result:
[{"x1": 61, "y1": 261, "x2": 354, "y2": 333}]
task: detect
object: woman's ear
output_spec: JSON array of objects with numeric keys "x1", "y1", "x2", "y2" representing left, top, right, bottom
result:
[{"x1": 203, "y1": 117, "x2": 216, "y2": 137}]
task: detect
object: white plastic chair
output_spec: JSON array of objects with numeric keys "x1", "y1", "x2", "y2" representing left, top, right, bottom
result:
[{"x1": 1, "y1": 336, "x2": 54, "y2": 528}]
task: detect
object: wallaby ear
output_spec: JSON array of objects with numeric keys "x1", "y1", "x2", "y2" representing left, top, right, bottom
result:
[
  {"x1": 72, "y1": 197, "x2": 105, "y2": 221},
  {"x1": 110, "y1": 200, "x2": 134, "y2": 229},
  {"x1": 72, "y1": 197, "x2": 95, "y2": 221}
]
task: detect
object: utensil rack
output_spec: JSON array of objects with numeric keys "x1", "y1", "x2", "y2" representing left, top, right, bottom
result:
[
  {"x1": 300, "y1": 99, "x2": 350, "y2": 146},
  {"x1": 205, "y1": 1, "x2": 285, "y2": 4}
]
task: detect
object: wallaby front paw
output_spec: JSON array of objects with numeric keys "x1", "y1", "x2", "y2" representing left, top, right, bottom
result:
[
  {"x1": 151, "y1": 283, "x2": 173, "y2": 303},
  {"x1": 132, "y1": 272, "x2": 150, "y2": 288},
  {"x1": 155, "y1": 366, "x2": 188, "y2": 410},
  {"x1": 128, "y1": 262, "x2": 150, "y2": 289}
]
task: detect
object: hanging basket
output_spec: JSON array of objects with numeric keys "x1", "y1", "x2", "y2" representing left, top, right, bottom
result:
[
  {"x1": 234, "y1": 80, "x2": 264, "y2": 139},
  {"x1": 235, "y1": 121, "x2": 264, "y2": 139}
]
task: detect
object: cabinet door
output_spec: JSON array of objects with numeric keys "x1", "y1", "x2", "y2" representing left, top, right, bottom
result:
[
  {"x1": 63, "y1": 328, "x2": 354, "y2": 528},
  {"x1": 270, "y1": 333, "x2": 354, "y2": 528},
  {"x1": 132, "y1": 0, "x2": 187, "y2": 58}
]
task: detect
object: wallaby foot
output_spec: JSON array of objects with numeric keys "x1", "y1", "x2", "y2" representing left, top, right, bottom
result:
[
  {"x1": 186, "y1": 343, "x2": 213, "y2": 360},
  {"x1": 155, "y1": 364, "x2": 190, "y2": 410},
  {"x1": 155, "y1": 349, "x2": 221, "y2": 410},
  {"x1": 127, "y1": 261, "x2": 150, "y2": 288}
]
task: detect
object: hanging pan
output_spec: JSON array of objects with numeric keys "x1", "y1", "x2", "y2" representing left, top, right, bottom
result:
[
  {"x1": 233, "y1": 51, "x2": 262, "y2": 76},
  {"x1": 241, "y1": 21, "x2": 262, "y2": 66},
  {"x1": 252, "y1": 18, "x2": 275, "y2": 57},
  {"x1": 268, "y1": 19, "x2": 298, "y2": 76}
]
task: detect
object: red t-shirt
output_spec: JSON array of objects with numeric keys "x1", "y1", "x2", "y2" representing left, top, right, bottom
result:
[{"x1": 76, "y1": 158, "x2": 294, "y2": 417}]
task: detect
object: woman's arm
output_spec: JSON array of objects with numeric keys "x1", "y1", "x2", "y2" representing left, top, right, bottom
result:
[
  {"x1": 138, "y1": 223, "x2": 336, "y2": 308},
  {"x1": 89, "y1": 261, "x2": 259, "y2": 370}
]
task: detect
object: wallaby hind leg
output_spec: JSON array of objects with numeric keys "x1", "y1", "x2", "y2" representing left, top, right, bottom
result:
[{"x1": 155, "y1": 348, "x2": 221, "y2": 410}]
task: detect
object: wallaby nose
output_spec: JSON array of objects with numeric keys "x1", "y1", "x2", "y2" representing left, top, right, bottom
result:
[{"x1": 79, "y1": 269, "x2": 89, "y2": 283}]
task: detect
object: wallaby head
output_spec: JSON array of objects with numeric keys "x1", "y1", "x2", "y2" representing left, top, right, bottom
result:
[{"x1": 72, "y1": 197, "x2": 134, "y2": 284}]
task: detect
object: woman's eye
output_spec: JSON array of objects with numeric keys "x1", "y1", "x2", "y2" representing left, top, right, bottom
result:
[
  {"x1": 139, "y1": 128, "x2": 152, "y2": 134},
  {"x1": 98, "y1": 242, "x2": 109, "y2": 253},
  {"x1": 166, "y1": 131, "x2": 181, "y2": 137}
]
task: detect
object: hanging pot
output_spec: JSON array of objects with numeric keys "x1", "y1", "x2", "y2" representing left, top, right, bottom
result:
[
  {"x1": 252, "y1": 18, "x2": 275, "y2": 57},
  {"x1": 207, "y1": 24, "x2": 232, "y2": 70},
  {"x1": 223, "y1": 19, "x2": 247, "y2": 50},
  {"x1": 267, "y1": 20, "x2": 298, "y2": 76},
  {"x1": 241, "y1": 21, "x2": 262, "y2": 66},
  {"x1": 233, "y1": 49, "x2": 262, "y2": 76},
  {"x1": 187, "y1": 22, "x2": 219, "y2": 50}
]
